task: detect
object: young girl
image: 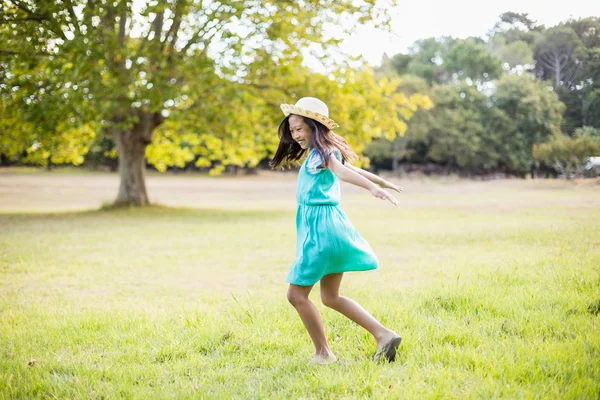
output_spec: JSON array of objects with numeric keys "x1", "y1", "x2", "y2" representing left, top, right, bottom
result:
[{"x1": 270, "y1": 97, "x2": 403, "y2": 365}]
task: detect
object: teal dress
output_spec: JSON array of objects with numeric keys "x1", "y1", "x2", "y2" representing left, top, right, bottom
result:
[{"x1": 286, "y1": 148, "x2": 379, "y2": 286}]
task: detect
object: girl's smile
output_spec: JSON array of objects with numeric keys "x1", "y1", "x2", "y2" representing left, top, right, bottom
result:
[{"x1": 289, "y1": 115, "x2": 313, "y2": 149}]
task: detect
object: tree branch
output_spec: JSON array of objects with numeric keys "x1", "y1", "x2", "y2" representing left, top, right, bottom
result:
[
  {"x1": 8, "y1": 0, "x2": 68, "y2": 41},
  {"x1": 538, "y1": 57, "x2": 557, "y2": 71},
  {"x1": 118, "y1": 1, "x2": 127, "y2": 47},
  {"x1": 559, "y1": 56, "x2": 571, "y2": 70},
  {"x1": 563, "y1": 64, "x2": 582, "y2": 85},
  {"x1": 98, "y1": 6, "x2": 116, "y2": 70},
  {"x1": 153, "y1": 10, "x2": 164, "y2": 42},
  {"x1": 181, "y1": 19, "x2": 221, "y2": 54},
  {"x1": 0, "y1": 49, "x2": 52, "y2": 57},
  {"x1": 0, "y1": 17, "x2": 45, "y2": 24},
  {"x1": 8, "y1": 0, "x2": 43, "y2": 19},
  {"x1": 164, "y1": 0, "x2": 184, "y2": 49},
  {"x1": 538, "y1": 53, "x2": 556, "y2": 67},
  {"x1": 134, "y1": 23, "x2": 154, "y2": 60},
  {"x1": 66, "y1": 0, "x2": 82, "y2": 35}
]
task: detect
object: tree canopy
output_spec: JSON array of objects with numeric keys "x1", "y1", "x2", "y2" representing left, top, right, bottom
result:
[
  {"x1": 2, "y1": 0, "x2": 437, "y2": 204},
  {"x1": 370, "y1": 13, "x2": 599, "y2": 176},
  {"x1": 3, "y1": 5, "x2": 600, "y2": 184}
]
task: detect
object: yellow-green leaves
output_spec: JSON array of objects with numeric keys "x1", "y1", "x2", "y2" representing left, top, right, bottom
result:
[{"x1": 533, "y1": 130, "x2": 600, "y2": 177}]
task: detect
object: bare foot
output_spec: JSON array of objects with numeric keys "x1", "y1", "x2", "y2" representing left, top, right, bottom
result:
[{"x1": 309, "y1": 352, "x2": 337, "y2": 365}]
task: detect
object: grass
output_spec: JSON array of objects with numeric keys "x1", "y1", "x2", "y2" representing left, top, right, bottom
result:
[{"x1": 0, "y1": 172, "x2": 599, "y2": 399}]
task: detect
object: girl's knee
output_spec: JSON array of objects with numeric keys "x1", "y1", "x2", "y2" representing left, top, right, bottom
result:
[
  {"x1": 321, "y1": 292, "x2": 340, "y2": 309},
  {"x1": 287, "y1": 287, "x2": 307, "y2": 307}
]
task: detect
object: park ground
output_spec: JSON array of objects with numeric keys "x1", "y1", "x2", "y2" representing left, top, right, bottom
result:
[{"x1": 0, "y1": 169, "x2": 599, "y2": 399}]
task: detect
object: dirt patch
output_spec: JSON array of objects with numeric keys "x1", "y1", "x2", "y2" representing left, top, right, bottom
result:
[{"x1": 0, "y1": 169, "x2": 599, "y2": 212}]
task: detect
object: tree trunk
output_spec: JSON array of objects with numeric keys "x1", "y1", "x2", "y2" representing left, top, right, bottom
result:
[
  {"x1": 554, "y1": 53, "x2": 561, "y2": 87},
  {"x1": 113, "y1": 111, "x2": 164, "y2": 206},
  {"x1": 392, "y1": 136, "x2": 402, "y2": 174}
]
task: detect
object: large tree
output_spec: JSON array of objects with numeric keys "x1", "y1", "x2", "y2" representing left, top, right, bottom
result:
[
  {"x1": 1, "y1": 0, "x2": 398, "y2": 205},
  {"x1": 534, "y1": 25, "x2": 586, "y2": 88}
]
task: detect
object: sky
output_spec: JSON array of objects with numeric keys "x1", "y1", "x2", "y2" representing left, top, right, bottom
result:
[{"x1": 338, "y1": 0, "x2": 600, "y2": 66}]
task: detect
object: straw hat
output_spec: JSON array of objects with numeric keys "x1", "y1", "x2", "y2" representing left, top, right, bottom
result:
[{"x1": 280, "y1": 97, "x2": 339, "y2": 131}]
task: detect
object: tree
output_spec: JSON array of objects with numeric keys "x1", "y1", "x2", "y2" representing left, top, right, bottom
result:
[
  {"x1": 421, "y1": 83, "x2": 512, "y2": 172},
  {"x1": 493, "y1": 12, "x2": 539, "y2": 34},
  {"x1": 2, "y1": 0, "x2": 398, "y2": 206},
  {"x1": 405, "y1": 37, "x2": 451, "y2": 84},
  {"x1": 444, "y1": 37, "x2": 503, "y2": 83},
  {"x1": 493, "y1": 74, "x2": 564, "y2": 174},
  {"x1": 564, "y1": 17, "x2": 600, "y2": 49},
  {"x1": 487, "y1": 11, "x2": 541, "y2": 71},
  {"x1": 489, "y1": 12, "x2": 541, "y2": 47},
  {"x1": 534, "y1": 26, "x2": 586, "y2": 88},
  {"x1": 544, "y1": 18, "x2": 600, "y2": 132}
]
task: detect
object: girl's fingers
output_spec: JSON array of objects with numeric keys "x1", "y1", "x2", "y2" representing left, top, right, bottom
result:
[{"x1": 375, "y1": 189, "x2": 398, "y2": 205}]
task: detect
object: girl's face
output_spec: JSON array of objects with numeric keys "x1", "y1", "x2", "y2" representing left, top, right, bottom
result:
[{"x1": 289, "y1": 115, "x2": 313, "y2": 149}]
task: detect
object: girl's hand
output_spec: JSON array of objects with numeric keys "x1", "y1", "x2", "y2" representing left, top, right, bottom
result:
[
  {"x1": 381, "y1": 180, "x2": 403, "y2": 193},
  {"x1": 370, "y1": 187, "x2": 399, "y2": 206}
]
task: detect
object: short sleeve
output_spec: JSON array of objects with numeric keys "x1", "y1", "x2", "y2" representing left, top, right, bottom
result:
[
  {"x1": 307, "y1": 148, "x2": 342, "y2": 174},
  {"x1": 330, "y1": 149, "x2": 342, "y2": 163},
  {"x1": 306, "y1": 151, "x2": 325, "y2": 174}
]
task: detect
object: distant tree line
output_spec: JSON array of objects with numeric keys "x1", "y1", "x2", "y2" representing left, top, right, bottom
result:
[{"x1": 366, "y1": 12, "x2": 600, "y2": 178}]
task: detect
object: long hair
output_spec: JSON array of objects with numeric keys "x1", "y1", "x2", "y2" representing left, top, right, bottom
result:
[{"x1": 269, "y1": 115, "x2": 358, "y2": 169}]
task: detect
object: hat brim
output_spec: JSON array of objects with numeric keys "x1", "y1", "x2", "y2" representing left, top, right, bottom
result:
[{"x1": 280, "y1": 104, "x2": 339, "y2": 131}]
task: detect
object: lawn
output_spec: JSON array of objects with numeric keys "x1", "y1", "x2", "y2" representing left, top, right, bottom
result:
[{"x1": 1, "y1": 170, "x2": 599, "y2": 399}]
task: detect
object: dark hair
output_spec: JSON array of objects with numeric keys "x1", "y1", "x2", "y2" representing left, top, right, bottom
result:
[{"x1": 269, "y1": 115, "x2": 358, "y2": 169}]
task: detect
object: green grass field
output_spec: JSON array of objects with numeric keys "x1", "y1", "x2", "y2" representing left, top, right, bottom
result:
[{"x1": 1, "y1": 170, "x2": 599, "y2": 399}]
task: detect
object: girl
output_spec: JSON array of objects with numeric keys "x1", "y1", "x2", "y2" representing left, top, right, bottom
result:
[{"x1": 270, "y1": 97, "x2": 403, "y2": 365}]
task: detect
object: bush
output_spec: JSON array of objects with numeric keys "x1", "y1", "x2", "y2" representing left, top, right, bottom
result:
[{"x1": 533, "y1": 128, "x2": 600, "y2": 178}]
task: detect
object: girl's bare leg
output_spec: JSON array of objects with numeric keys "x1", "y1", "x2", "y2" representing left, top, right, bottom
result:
[
  {"x1": 320, "y1": 273, "x2": 399, "y2": 349},
  {"x1": 287, "y1": 284, "x2": 336, "y2": 363}
]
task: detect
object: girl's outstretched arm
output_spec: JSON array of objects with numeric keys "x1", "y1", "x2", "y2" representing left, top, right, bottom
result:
[
  {"x1": 327, "y1": 156, "x2": 399, "y2": 206},
  {"x1": 345, "y1": 164, "x2": 403, "y2": 194}
]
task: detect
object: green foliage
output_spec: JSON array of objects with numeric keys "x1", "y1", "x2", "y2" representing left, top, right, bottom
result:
[
  {"x1": 4, "y1": 6, "x2": 600, "y2": 178},
  {"x1": 548, "y1": 18, "x2": 600, "y2": 131},
  {"x1": 534, "y1": 25, "x2": 586, "y2": 87},
  {"x1": 573, "y1": 126, "x2": 600, "y2": 139},
  {"x1": 1, "y1": 0, "x2": 404, "y2": 175},
  {"x1": 443, "y1": 38, "x2": 504, "y2": 82},
  {"x1": 405, "y1": 37, "x2": 449, "y2": 84},
  {"x1": 397, "y1": 37, "x2": 503, "y2": 85},
  {"x1": 0, "y1": 78, "x2": 95, "y2": 166},
  {"x1": 365, "y1": 73, "x2": 564, "y2": 175},
  {"x1": 488, "y1": 36, "x2": 534, "y2": 69},
  {"x1": 425, "y1": 83, "x2": 499, "y2": 170},
  {"x1": 488, "y1": 16, "x2": 600, "y2": 133},
  {"x1": 142, "y1": 55, "x2": 431, "y2": 174},
  {"x1": 564, "y1": 17, "x2": 600, "y2": 50},
  {"x1": 492, "y1": 11, "x2": 540, "y2": 37},
  {"x1": 493, "y1": 74, "x2": 565, "y2": 172},
  {"x1": 533, "y1": 130, "x2": 600, "y2": 177}
]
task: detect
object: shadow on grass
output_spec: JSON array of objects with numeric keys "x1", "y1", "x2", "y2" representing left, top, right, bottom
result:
[{"x1": 0, "y1": 202, "x2": 292, "y2": 222}]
